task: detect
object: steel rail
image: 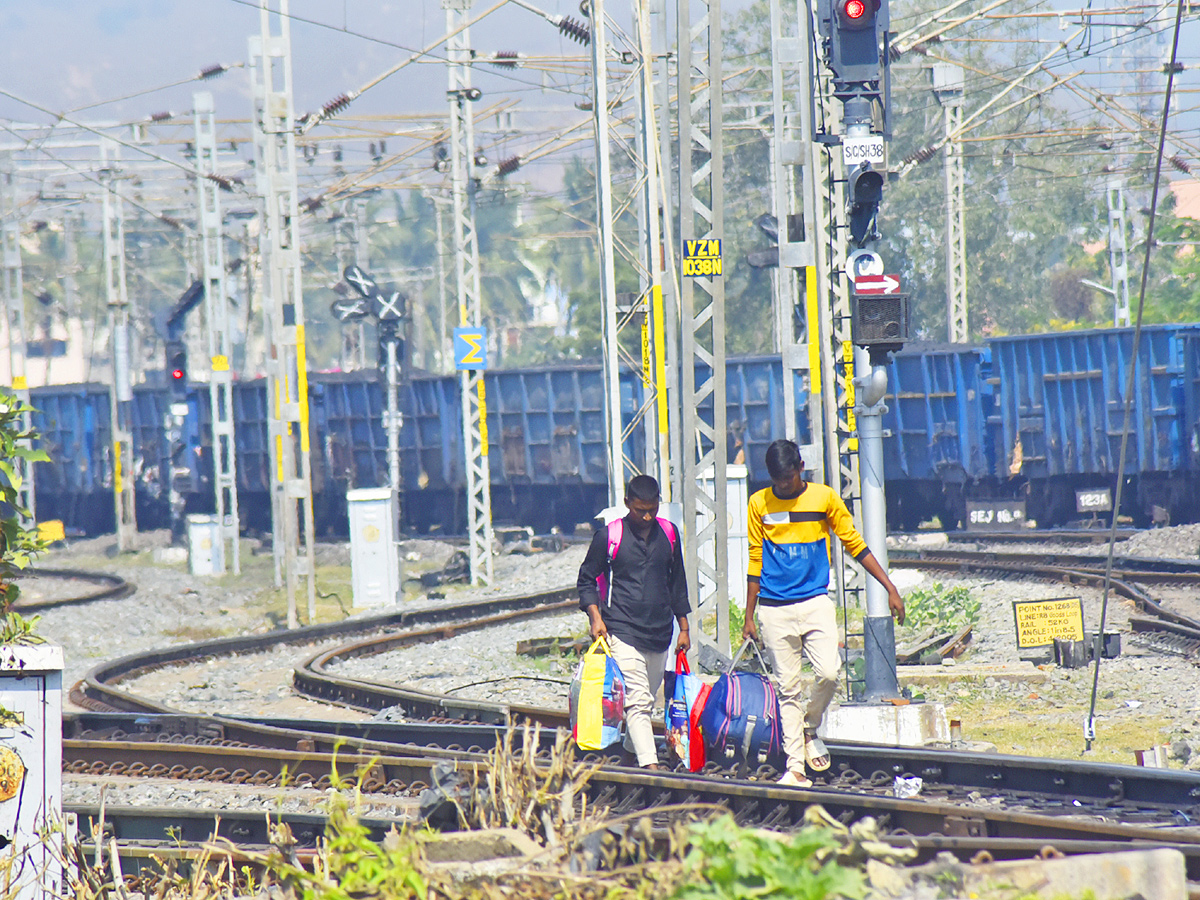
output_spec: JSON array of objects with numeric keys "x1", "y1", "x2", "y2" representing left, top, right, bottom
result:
[
  {"x1": 13, "y1": 567, "x2": 136, "y2": 611},
  {"x1": 70, "y1": 586, "x2": 577, "y2": 713},
  {"x1": 888, "y1": 551, "x2": 1200, "y2": 635},
  {"x1": 63, "y1": 711, "x2": 1200, "y2": 822},
  {"x1": 57, "y1": 734, "x2": 1200, "y2": 879}
]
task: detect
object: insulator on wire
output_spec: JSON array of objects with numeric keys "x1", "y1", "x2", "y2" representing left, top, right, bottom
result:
[
  {"x1": 490, "y1": 51, "x2": 521, "y2": 69},
  {"x1": 322, "y1": 94, "x2": 352, "y2": 117},
  {"x1": 149, "y1": 111, "x2": 173, "y2": 123},
  {"x1": 497, "y1": 156, "x2": 522, "y2": 177},
  {"x1": 199, "y1": 64, "x2": 229, "y2": 80},
  {"x1": 160, "y1": 214, "x2": 184, "y2": 230},
  {"x1": 205, "y1": 173, "x2": 237, "y2": 192},
  {"x1": 903, "y1": 146, "x2": 937, "y2": 166},
  {"x1": 557, "y1": 15, "x2": 591, "y2": 45},
  {"x1": 300, "y1": 196, "x2": 324, "y2": 213},
  {"x1": 1169, "y1": 155, "x2": 1191, "y2": 174}
]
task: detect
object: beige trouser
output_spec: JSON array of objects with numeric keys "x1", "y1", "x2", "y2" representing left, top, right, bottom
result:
[
  {"x1": 757, "y1": 594, "x2": 841, "y2": 774},
  {"x1": 608, "y1": 635, "x2": 667, "y2": 767}
]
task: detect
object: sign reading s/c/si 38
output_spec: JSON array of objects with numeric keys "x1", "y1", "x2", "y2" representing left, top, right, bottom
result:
[
  {"x1": 682, "y1": 239, "x2": 722, "y2": 277},
  {"x1": 1012, "y1": 597, "x2": 1084, "y2": 649}
]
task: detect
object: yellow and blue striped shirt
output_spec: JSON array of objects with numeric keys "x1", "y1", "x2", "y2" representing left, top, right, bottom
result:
[{"x1": 747, "y1": 481, "x2": 869, "y2": 603}]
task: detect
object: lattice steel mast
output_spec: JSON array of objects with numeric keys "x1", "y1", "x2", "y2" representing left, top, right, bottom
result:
[
  {"x1": 678, "y1": 0, "x2": 729, "y2": 653},
  {"x1": 250, "y1": 0, "x2": 317, "y2": 627},
  {"x1": 931, "y1": 64, "x2": 967, "y2": 342},
  {"x1": 767, "y1": 0, "x2": 822, "y2": 460},
  {"x1": 194, "y1": 91, "x2": 241, "y2": 573},
  {"x1": 99, "y1": 140, "x2": 138, "y2": 550},
  {"x1": 444, "y1": 0, "x2": 494, "y2": 585}
]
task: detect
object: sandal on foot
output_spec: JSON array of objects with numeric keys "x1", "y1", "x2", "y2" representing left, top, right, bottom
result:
[
  {"x1": 777, "y1": 770, "x2": 813, "y2": 788},
  {"x1": 804, "y1": 733, "x2": 831, "y2": 772}
]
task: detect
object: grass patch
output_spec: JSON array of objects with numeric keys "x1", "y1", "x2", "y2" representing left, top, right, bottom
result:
[{"x1": 928, "y1": 681, "x2": 1174, "y2": 764}]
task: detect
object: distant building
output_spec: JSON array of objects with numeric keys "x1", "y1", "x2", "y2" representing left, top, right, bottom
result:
[
  {"x1": 1171, "y1": 180, "x2": 1200, "y2": 220},
  {"x1": 1, "y1": 316, "x2": 95, "y2": 386}
]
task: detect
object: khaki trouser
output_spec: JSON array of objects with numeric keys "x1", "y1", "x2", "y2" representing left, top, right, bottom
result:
[
  {"x1": 608, "y1": 635, "x2": 667, "y2": 767},
  {"x1": 757, "y1": 594, "x2": 841, "y2": 774}
]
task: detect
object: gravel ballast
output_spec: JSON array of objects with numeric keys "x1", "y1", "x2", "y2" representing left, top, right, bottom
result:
[{"x1": 25, "y1": 524, "x2": 1200, "y2": 814}]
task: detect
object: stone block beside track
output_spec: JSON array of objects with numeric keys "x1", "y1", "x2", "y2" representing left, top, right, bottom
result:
[{"x1": 870, "y1": 847, "x2": 1189, "y2": 900}]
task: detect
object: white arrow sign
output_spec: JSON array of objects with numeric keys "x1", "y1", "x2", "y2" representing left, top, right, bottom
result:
[{"x1": 854, "y1": 273, "x2": 901, "y2": 294}]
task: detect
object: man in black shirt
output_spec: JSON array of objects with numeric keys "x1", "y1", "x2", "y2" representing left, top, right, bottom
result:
[{"x1": 577, "y1": 475, "x2": 691, "y2": 768}]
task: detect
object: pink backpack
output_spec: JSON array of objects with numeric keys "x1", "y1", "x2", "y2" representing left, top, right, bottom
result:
[{"x1": 597, "y1": 517, "x2": 678, "y2": 604}]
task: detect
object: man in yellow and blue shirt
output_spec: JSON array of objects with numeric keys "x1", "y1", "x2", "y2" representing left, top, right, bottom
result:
[{"x1": 743, "y1": 439, "x2": 905, "y2": 787}]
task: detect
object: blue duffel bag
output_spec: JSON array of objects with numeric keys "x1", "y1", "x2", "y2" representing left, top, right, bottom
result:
[{"x1": 698, "y1": 639, "x2": 783, "y2": 769}]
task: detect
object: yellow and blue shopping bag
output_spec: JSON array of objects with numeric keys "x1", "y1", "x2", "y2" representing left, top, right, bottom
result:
[{"x1": 568, "y1": 637, "x2": 626, "y2": 750}]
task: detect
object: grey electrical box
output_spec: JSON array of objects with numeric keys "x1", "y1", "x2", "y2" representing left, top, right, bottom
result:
[
  {"x1": 0, "y1": 645, "x2": 63, "y2": 900},
  {"x1": 186, "y1": 514, "x2": 224, "y2": 576},
  {"x1": 348, "y1": 488, "x2": 401, "y2": 608}
]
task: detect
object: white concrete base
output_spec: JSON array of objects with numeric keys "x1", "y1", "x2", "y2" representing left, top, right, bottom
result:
[{"x1": 819, "y1": 701, "x2": 949, "y2": 746}]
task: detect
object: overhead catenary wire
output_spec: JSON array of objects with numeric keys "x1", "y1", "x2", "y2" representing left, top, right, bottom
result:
[{"x1": 1085, "y1": 0, "x2": 1189, "y2": 752}]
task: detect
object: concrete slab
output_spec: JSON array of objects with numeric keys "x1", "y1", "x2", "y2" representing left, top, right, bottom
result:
[
  {"x1": 897, "y1": 661, "x2": 1048, "y2": 685},
  {"x1": 869, "y1": 849, "x2": 1188, "y2": 900},
  {"x1": 417, "y1": 827, "x2": 542, "y2": 879},
  {"x1": 820, "y1": 701, "x2": 950, "y2": 746},
  {"x1": 962, "y1": 847, "x2": 1187, "y2": 900}
]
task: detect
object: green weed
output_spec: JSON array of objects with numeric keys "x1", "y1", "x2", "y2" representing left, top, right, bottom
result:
[
  {"x1": 899, "y1": 582, "x2": 980, "y2": 632},
  {"x1": 672, "y1": 813, "x2": 866, "y2": 900}
]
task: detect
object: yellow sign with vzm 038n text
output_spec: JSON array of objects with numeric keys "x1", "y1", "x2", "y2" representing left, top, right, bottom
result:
[
  {"x1": 1012, "y1": 597, "x2": 1084, "y2": 649},
  {"x1": 682, "y1": 239, "x2": 722, "y2": 277}
]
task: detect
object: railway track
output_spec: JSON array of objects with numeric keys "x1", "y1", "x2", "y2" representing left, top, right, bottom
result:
[
  {"x1": 889, "y1": 548, "x2": 1200, "y2": 660},
  {"x1": 12, "y1": 567, "x2": 136, "y2": 611},
  {"x1": 61, "y1": 558, "x2": 1200, "y2": 878}
]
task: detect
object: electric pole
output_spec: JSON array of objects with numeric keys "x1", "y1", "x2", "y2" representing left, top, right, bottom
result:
[
  {"x1": 444, "y1": 0, "x2": 494, "y2": 585},
  {"x1": 100, "y1": 140, "x2": 138, "y2": 551},
  {"x1": 932, "y1": 63, "x2": 967, "y2": 342},
  {"x1": 250, "y1": 0, "x2": 318, "y2": 627},
  {"x1": 1107, "y1": 180, "x2": 1132, "y2": 328},
  {"x1": 767, "y1": 0, "x2": 823, "y2": 460},
  {"x1": 679, "y1": 0, "x2": 730, "y2": 654},
  {"x1": 194, "y1": 90, "x2": 241, "y2": 573}
]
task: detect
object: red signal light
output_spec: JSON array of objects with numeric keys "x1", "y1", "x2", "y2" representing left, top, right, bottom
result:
[
  {"x1": 172, "y1": 368, "x2": 184, "y2": 380},
  {"x1": 844, "y1": 0, "x2": 867, "y2": 19}
]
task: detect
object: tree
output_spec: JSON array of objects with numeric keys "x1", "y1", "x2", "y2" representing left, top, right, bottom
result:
[{"x1": 0, "y1": 391, "x2": 49, "y2": 633}]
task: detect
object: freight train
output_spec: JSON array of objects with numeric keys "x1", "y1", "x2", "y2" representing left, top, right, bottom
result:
[{"x1": 26, "y1": 323, "x2": 1200, "y2": 538}]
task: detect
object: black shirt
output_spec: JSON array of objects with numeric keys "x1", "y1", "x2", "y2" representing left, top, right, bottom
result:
[{"x1": 576, "y1": 516, "x2": 691, "y2": 652}]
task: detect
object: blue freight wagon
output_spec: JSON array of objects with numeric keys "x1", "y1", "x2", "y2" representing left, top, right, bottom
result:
[
  {"x1": 22, "y1": 327, "x2": 1200, "y2": 537},
  {"x1": 881, "y1": 343, "x2": 992, "y2": 530},
  {"x1": 987, "y1": 324, "x2": 1200, "y2": 526}
]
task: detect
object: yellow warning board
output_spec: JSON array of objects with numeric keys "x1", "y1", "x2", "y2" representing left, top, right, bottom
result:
[{"x1": 1012, "y1": 597, "x2": 1084, "y2": 649}]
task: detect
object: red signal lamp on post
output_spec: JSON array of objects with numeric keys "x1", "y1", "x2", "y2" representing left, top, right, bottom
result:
[
  {"x1": 165, "y1": 340, "x2": 188, "y2": 400},
  {"x1": 837, "y1": 0, "x2": 878, "y2": 29}
]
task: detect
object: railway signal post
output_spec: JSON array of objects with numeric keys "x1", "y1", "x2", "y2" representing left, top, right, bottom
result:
[{"x1": 815, "y1": 0, "x2": 908, "y2": 702}]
